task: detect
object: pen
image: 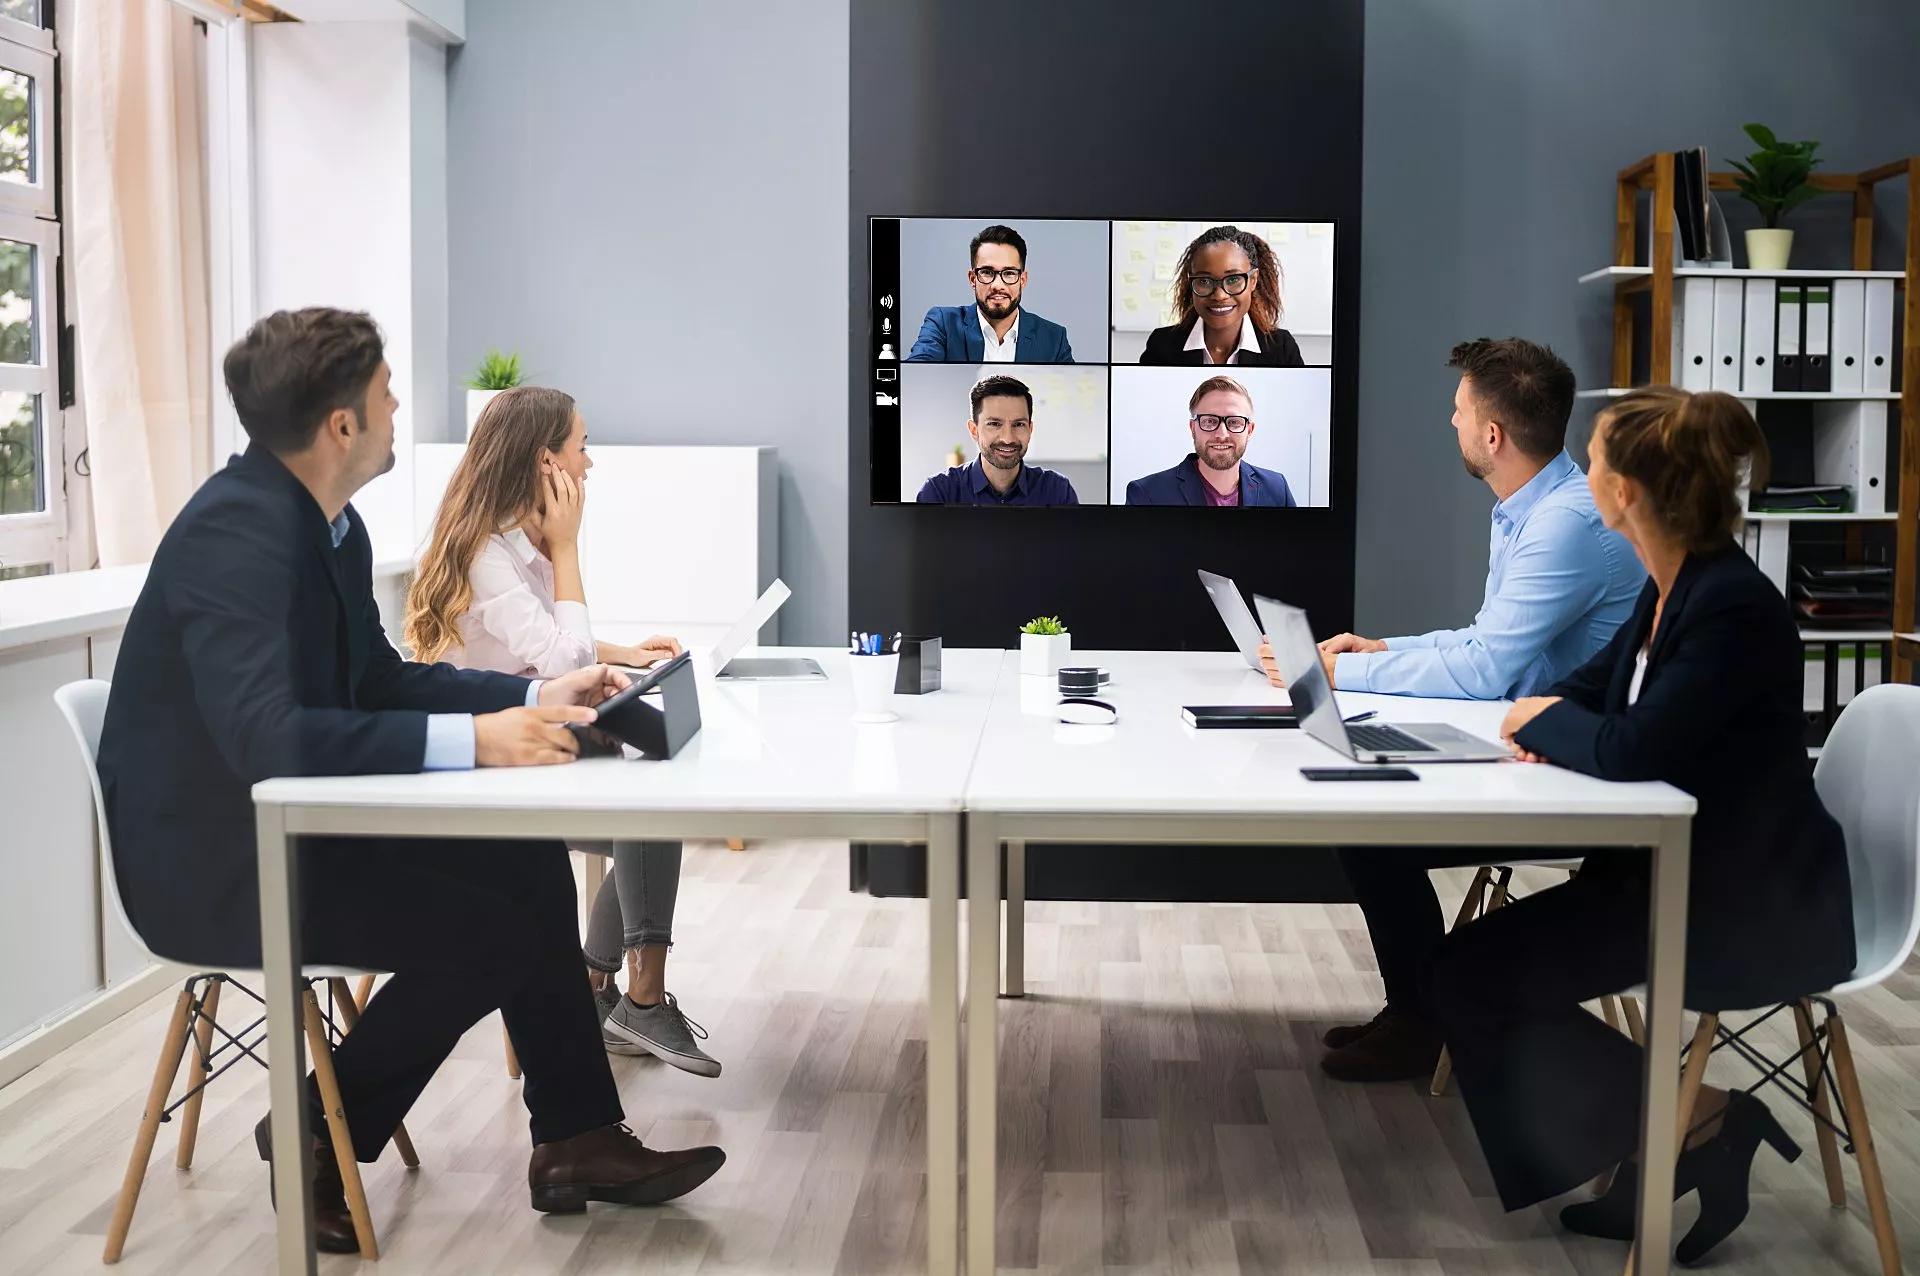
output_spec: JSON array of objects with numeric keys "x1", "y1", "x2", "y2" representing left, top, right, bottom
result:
[{"x1": 1342, "y1": 711, "x2": 1376, "y2": 724}]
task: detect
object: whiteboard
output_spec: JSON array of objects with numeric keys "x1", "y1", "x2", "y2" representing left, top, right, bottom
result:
[{"x1": 1110, "y1": 220, "x2": 1336, "y2": 337}]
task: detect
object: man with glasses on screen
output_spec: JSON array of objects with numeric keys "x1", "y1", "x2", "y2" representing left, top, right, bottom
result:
[
  {"x1": 906, "y1": 224, "x2": 1075, "y2": 363},
  {"x1": 1123, "y1": 375, "x2": 1297, "y2": 506},
  {"x1": 915, "y1": 374, "x2": 1078, "y2": 505}
]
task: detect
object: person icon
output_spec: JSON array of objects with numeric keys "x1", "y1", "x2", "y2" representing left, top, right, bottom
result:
[{"x1": 878, "y1": 342, "x2": 897, "y2": 360}]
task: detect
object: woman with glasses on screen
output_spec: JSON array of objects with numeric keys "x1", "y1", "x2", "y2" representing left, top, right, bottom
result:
[
  {"x1": 1139, "y1": 224, "x2": 1305, "y2": 367},
  {"x1": 406, "y1": 387, "x2": 721, "y2": 1079}
]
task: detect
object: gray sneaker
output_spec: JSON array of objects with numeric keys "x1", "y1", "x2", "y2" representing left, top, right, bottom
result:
[
  {"x1": 603, "y1": 993, "x2": 721, "y2": 1077},
  {"x1": 593, "y1": 982, "x2": 622, "y2": 1025}
]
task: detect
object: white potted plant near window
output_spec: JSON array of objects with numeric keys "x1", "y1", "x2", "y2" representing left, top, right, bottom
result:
[
  {"x1": 1731, "y1": 123, "x2": 1821, "y2": 271},
  {"x1": 1019, "y1": 615, "x2": 1070, "y2": 677},
  {"x1": 465, "y1": 349, "x2": 524, "y2": 438}
]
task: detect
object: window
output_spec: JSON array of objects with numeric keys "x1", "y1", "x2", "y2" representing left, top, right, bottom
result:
[{"x1": 0, "y1": 1, "x2": 55, "y2": 577}]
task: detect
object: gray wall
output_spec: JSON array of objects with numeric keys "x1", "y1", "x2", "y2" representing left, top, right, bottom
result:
[
  {"x1": 1358, "y1": 0, "x2": 1920, "y2": 636},
  {"x1": 445, "y1": 0, "x2": 848, "y2": 642},
  {"x1": 446, "y1": 0, "x2": 1919, "y2": 643}
]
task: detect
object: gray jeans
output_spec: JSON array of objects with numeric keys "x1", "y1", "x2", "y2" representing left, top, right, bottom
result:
[{"x1": 577, "y1": 840, "x2": 682, "y2": 972}]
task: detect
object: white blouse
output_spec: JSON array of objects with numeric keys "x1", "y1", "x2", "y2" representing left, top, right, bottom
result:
[
  {"x1": 443, "y1": 528, "x2": 596, "y2": 678},
  {"x1": 1628, "y1": 645, "x2": 1649, "y2": 706}
]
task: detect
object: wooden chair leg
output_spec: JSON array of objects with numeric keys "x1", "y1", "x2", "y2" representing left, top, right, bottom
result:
[
  {"x1": 1794, "y1": 999, "x2": 1846, "y2": 1210},
  {"x1": 327, "y1": 978, "x2": 419, "y2": 1170},
  {"x1": 1827, "y1": 1010, "x2": 1903, "y2": 1276},
  {"x1": 303, "y1": 988, "x2": 380, "y2": 1260},
  {"x1": 1601, "y1": 994, "x2": 1624, "y2": 1034},
  {"x1": 1428, "y1": 867, "x2": 1495, "y2": 1098},
  {"x1": 102, "y1": 984, "x2": 197, "y2": 1264},
  {"x1": 1623, "y1": 1012, "x2": 1719, "y2": 1276},
  {"x1": 503, "y1": 1022, "x2": 522, "y2": 1080},
  {"x1": 1622, "y1": 995, "x2": 1646, "y2": 1047},
  {"x1": 352, "y1": 973, "x2": 376, "y2": 1011},
  {"x1": 175, "y1": 977, "x2": 222, "y2": 1170},
  {"x1": 726, "y1": 838, "x2": 746, "y2": 852}
]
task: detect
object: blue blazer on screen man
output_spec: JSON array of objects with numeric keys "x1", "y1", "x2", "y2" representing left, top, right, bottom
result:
[
  {"x1": 906, "y1": 304, "x2": 1075, "y2": 363},
  {"x1": 1124, "y1": 453, "x2": 1297, "y2": 507}
]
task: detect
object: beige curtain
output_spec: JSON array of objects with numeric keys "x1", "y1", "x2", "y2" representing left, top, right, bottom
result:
[{"x1": 70, "y1": 0, "x2": 210, "y2": 566}]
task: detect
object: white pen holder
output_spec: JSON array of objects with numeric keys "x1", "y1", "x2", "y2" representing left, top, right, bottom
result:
[{"x1": 848, "y1": 652, "x2": 901, "y2": 722}]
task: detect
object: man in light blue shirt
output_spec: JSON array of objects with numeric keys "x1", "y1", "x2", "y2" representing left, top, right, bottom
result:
[{"x1": 1282, "y1": 337, "x2": 1644, "y2": 1083}]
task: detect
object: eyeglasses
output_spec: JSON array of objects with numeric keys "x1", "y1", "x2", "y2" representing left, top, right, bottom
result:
[
  {"x1": 1189, "y1": 271, "x2": 1252, "y2": 297},
  {"x1": 1191, "y1": 414, "x2": 1251, "y2": 434},
  {"x1": 971, "y1": 266, "x2": 1024, "y2": 286}
]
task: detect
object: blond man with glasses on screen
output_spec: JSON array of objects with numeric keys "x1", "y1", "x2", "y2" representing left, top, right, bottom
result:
[{"x1": 1124, "y1": 375, "x2": 1297, "y2": 507}]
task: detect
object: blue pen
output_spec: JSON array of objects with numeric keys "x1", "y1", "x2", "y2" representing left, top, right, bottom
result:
[{"x1": 1343, "y1": 710, "x2": 1377, "y2": 724}]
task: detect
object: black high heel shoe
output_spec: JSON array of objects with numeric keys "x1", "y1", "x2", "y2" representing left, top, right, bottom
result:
[
  {"x1": 1675, "y1": 1092, "x2": 1800, "y2": 1264},
  {"x1": 1559, "y1": 1148, "x2": 1705, "y2": 1241}
]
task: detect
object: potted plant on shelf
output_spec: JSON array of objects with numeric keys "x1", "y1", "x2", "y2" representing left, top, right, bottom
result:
[
  {"x1": 1019, "y1": 615, "x2": 1070, "y2": 676},
  {"x1": 1730, "y1": 123, "x2": 1821, "y2": 271},
  {"x1": 465, "y1": 349, "x2": 524, "y2": 438}
]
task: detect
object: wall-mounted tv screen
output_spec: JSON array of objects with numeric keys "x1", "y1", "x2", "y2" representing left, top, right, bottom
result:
[{"x1": 868, "y1": 217, "x2": 1335, "y2": 507}]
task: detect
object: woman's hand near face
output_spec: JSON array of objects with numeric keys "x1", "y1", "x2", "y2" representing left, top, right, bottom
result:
[{"x1": 533, "y1": 461, "x2": 584, "y2": 549}]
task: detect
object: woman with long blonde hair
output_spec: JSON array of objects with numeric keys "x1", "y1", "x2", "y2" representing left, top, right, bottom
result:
[{"x1": 407, "y1": 386, "x2": 720, "y2": 1077}]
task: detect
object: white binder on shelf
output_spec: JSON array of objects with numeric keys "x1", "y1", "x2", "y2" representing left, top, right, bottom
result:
[
  {"x1": 1678, "y1": 277, "x2": 1715, "y2": 390},
  {"x1": 1830, "y1": 278, "x2": 1866, "y2": 393},
  {"x1": 1710, "y1": 278, "x2": 1744, "y2": 391},
  {"x1": 1740, "y1": 278, "x2": 1776, "y2": 394},
  {"x1": 1813, "y1": 400, "x2": 1889, "y2": 514},
  {"x1": 1863, "y1": 278, "x2": 1895, "y2": 392}
]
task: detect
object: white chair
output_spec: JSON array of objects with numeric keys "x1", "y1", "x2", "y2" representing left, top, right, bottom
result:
[
  {"x1": 54, "y1": 681, "x2": 416, "y2": 1263},
  {"x1": 1620, "y1": 683, "x2": 1917, "y2": 1276}
]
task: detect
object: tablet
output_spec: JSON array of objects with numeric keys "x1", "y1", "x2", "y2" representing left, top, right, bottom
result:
[{"x1": 592, "y1": 650, "x2": 691, "y2": 718}]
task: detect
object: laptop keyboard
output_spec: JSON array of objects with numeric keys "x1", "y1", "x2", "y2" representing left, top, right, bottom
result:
[{"x1": 1346, "y1": 722, "x2": 1435, "y2": 754}]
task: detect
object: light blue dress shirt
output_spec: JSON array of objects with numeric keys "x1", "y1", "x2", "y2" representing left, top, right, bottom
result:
[
  {"x1": 1335, "y1": 451, "x2": 1644, "y2": 700},
  {"x1": 327, "y1": 512, "x2": 540, "y2": 770}
]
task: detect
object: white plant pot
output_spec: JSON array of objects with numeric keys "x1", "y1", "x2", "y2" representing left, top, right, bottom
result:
[
  {"x1": 1020, "y1": 631, "x2": 1071, "y2": 677},
  {"x1": 466, "y1": 387, "x2": 506, "y2": 438},
  {"x1": 1744, "y1": 228, "x2": 1794, "y2": 271}
]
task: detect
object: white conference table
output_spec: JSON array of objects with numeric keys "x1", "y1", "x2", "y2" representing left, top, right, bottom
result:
[
  {"x1": 250, "y1": 645, "x2": 1696, "y2": 1276},
  {"x1": 961, "y1": 650, "x2": 1697, "y2": 1276},
  {"x1": 251, "y1": 647, "x2": 1007, "y2": 1276}
]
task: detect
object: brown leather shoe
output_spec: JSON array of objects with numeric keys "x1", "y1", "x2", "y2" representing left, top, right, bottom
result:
[
  {"x1": 528, "y1": 1123, "x2": 725, "y2": 1214},
  {"x1": 1319, "y1": 1008, "x2": 1444, "y2": 1083},
  {"x1": 253, "y1": 1114, "x2": 360, "y2": 1254}
]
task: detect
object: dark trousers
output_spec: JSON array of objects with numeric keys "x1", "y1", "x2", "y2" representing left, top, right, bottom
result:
[
  {"x1": 1426, "y1": 863, "x2": 1652, "y2": 1210},
  {"x1": 1337, "y1": 847, "x2": 1504, "y2": 1018},
  {"x1": 297, "y1": 836, "x2": 624, "y2": 1162}
]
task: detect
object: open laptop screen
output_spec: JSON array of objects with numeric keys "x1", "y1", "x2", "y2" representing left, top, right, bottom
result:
[{"x1": 1251, "y1": 595, "x2": 1353, "y2": 760}]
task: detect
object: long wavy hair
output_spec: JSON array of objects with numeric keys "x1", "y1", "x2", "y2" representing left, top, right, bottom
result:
[
  {"x1": 1168, "y1": 224, "x2": 1285, "y2": 334},
  {"x1": 405, "y1": 386, "x2": 578, "y2": 662}
]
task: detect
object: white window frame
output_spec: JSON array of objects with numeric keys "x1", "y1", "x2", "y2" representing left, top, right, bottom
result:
[{"x1": 0, "y1": 11, "x2": 60, "y2": 574}]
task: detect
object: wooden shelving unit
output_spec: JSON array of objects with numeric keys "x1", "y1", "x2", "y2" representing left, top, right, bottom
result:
[{"x1": 1594, "y1": 152, "x2": 1919, "y2": 682}]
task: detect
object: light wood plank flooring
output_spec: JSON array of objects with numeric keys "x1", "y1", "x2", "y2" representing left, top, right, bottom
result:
[{"x1": 1, "y1": 845, "x2": 1914, "y2": 1274}]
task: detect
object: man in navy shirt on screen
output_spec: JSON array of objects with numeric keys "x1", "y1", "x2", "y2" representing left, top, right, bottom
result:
[
  {"x1": 906, "y1": 225, "x2": 1075, "y2": 363},
  {"x1": 916, "y1": 374, "x2": 1079, "y2": 506}
]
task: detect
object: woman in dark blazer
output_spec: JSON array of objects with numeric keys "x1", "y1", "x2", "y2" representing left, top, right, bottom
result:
[
  {"x1": 1138, "y1": 225, "x2": 1306, "y2": 367},
  {"x1": 1428, "y1": 387, "x2": 1856, "y2": 1263}
]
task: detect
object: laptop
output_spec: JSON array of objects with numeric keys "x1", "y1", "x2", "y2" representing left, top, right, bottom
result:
[
  {"x1": 1197, "y1": 569, "x2": 1269, "y2": 671},
  {"x1": 1251, "y1": 595, "x2": 1510, "y2": 763},
  {"x1": 708, "y1": 580, "x2": 826, "y2": 681}
]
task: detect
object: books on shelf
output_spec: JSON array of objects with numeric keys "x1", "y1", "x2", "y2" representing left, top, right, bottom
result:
[
  {"x1": 1749, "y1": 484, "x2": 1852, "y2": 513},
  {"x1": 1793, "y1": 562, "x2": 1892, "y2": 628}
]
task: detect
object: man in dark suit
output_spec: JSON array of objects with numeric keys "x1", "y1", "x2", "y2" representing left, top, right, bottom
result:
[
  {"x1": 906, "y1": 224, "x2": 1075, "y2": 363},
  {"x1": 97, "y1": 309, "x2": 723, "y2": 1252},
  {"x1": 1124, "y1": 374, "x2": 1297, "y2": 506}
]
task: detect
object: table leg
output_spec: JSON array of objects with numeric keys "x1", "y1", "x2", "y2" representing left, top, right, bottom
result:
[
  {"x1": 1003, "y1": 839, "x2": 1025, "y2": 999},
  {"x1": 926, "y1": 815, "x2": 961, "y2": 1276},
  {"x1": 966, "y1": 812, "x2": 1000, "y2": 1276},
  {"x1": 256, "y1": 803, "x2": 316, "y2": 1276},
  {"x1": 1631, "y1": 817, "x2": 1691, "y2": 1276}
]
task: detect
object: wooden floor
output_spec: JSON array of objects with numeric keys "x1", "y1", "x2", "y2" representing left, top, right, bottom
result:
[{"x1": 1, "y1": 843, "x2": 1915, "y2": 1274}]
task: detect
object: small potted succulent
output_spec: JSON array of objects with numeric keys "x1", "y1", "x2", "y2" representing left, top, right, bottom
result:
[
  {"x1": 1730, "y1": 123, "x2": 1821, "y2": 270},
  {"x1": 1019, "y1": 615, "x2": 1070, "y2": 677},
  {"x1": 464, "y1": 349, "x2": 525, "y2": 438}
]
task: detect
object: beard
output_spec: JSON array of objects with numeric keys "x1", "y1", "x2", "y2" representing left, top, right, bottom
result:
[
  {"x1": 982, "y1": 443, "x2": 1025, "y2": 471},
  {"x1": 978, "y1": 291, "x2": 1018, "y2": 322},
  {"x1": 1198, "y1": 439, "x2": 1245, "y2": 471},
  {"x1": 1459, "y1": 447, "x2": 1492, "y2": 480}
]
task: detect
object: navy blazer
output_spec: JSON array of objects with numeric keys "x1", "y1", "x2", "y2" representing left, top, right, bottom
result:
[
  {"x1": 905, "y1": 304, "x2": 1075, "y2": 363},
  {"x1": 1123, "y1": 453, "x2": 1297, "y2": 507},
  {"x1": 1138, "y1": 322, "x2": 1305, "y2": 367},
  {"x1": 1516, "y1": 543, "x2": 1855, "y2": 1009},
  {"x1": 97, "y1": 446, "x2": 530, "y2": 967}
]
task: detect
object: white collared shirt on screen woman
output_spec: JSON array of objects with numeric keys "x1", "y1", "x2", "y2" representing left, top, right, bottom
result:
[
  {"x1": 1183, "y1": 313, "x2": 1261, "y2": 365},
  {"x1": 441, "y1": 526, "x2": 597, "y2": 679},
  {"x1": 978, "y1": 306, "x2": 1020, "y2": 362}
]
